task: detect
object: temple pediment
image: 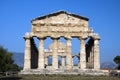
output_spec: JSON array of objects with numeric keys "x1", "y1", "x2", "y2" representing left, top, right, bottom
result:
[
  {"x1": 32, "y1": 10, "x2": 88, "y2": 25},
  {"x1": 31, "y1": 11, "x2": 90, "y2": 34}
]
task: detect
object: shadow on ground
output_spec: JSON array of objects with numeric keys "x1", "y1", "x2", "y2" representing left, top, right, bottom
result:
[{"x1": 0, "y1": 77, "x2": 22, "y2": 80}]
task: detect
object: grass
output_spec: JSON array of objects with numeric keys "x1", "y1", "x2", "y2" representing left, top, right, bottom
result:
[{"x1": 0, "y1": 74, "x2": 120, "y2": 80}]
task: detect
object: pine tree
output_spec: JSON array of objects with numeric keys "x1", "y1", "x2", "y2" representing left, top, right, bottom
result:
[
  {"x1": 0, "y1": 46, "x2": 20, "y2": 72},
  {"x1": 114, "y1": 55, "x2": 120, "y2": 70}
]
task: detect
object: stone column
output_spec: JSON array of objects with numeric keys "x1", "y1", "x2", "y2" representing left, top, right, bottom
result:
[
  {"x1": 23, "y1": 37, "x2": 31, "y2": 70},
  {"x1": 94, "y1": 39, "x2": 100, "y2": 70},
  {"x1": 38, "y1": 37, "x2": 45, "y2": 69},
  {"x1": 52, "y1": 38, "x2": 58, "y2": 69},
  {"x1": 72, "y1": 57, "x2": 74, "y2": 67},
  {"x1": 66, "y1": 37, "x2": 72, "y2": 69},
  {"x1": 90, "y1": 45, "x2": 94, "y2": 69},
  {"x1": 45, "y1": 56, "x2": 48, "y2": 65},
  {"x1": 78, "y1": 57, "x2": 80, "y2": 68},
  {"x1": 62, "y1": 56, "x2": 65, "y2": 67},
  {"x1": 80, "y1": 38, "x2": 86, "y2": 69}
]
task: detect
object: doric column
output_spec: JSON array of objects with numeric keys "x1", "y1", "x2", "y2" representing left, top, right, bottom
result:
[
  {"x1": 90, "y1": 45, "x2": 94, "y2": 68},
  {"x1": 45, "y1": 56, "x2": 48, "y2": 66},
  {"x1": 66, "y1": 37, "x2": 72, "y2": 69},
  {"x1": 38, "y1": 37, "x2": 45, "y2": 69},
  {"x1": 52, "y1": 38, "x2": 58, "y2": 69},
  {"x1": 94, "y1": 39, "x2": 100, "y2": 70},
  {"x1": 62, "y1": 56, "x2": 65, "y2": 67},
  {"x1": 78, "y1": 57, "x2": 80, "y2": 68},
  {"x1": 23, "y1": 36, "x2": 31, "y2": 70},
  {"x1": 72, "y1": 57, "x2": 74, "y2": 67},
  {"x1": 80, "y1": 37, "x2": 86, "y2": 69}
]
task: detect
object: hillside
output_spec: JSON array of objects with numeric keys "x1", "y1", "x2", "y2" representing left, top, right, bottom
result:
[
  {"x1": 101, "y1": 61, "x2": 117, "y2": 69},
  {"x1": 12, "y1": 52, "x2": 24, "y2": 67}
]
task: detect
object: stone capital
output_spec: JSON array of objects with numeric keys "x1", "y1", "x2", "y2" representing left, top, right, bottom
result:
[
  {"x1": 23, "y1": 32, "x2": 32, "y2": 40},
  {"x1": 92, "y1": 33, "x2": 100, "y2": 40},
  {"x1": 62, "y1": 56, "x2": 66, "y2": 58},
  {"x1": 79, "y1": 36, "x2": 87, "y2": 40},
  {"x1": 37, "y1": 37, "x2": 46, "y2": 40},
  {"x1": 93, "y1": 36, "x2": 100, "y2": 40},
  {"x1": 65, "y1": 36, "x2": 72, "y2": 40},
  {"x1": 24, "y1": 36, "x2": 31, "y2": 40},
  {"x1": 51, "y1": 37, "x2": 59, "y2": 40}
]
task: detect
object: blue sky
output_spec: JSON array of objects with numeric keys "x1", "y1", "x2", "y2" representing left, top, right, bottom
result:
[{"x1": 0, "y1": 0, "x2": 120, "y2": 63}]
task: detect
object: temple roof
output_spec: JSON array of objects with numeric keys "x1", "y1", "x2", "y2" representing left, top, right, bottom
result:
[{"x1": 31, "y1": 10, "x2": 89, "y2": 22}]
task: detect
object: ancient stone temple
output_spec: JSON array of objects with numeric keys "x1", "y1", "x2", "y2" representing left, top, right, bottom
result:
[{"x1": 21, "y1": 10, "x2": 104, "y2": 75}]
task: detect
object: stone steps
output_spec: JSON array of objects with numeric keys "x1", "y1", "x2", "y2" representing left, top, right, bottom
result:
[{"x1": 20, "y1": 69, "x2": 108, "y2": 75}]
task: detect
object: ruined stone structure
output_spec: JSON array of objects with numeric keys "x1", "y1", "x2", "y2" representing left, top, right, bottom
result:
[{"x1": 21, "y1": 11, "x2": 104, "y2": 75}]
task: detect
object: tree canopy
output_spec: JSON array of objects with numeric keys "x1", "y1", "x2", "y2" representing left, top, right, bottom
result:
[
  {"x1": 113, "y1": 55, "x2": 120, "y2": 70},
  {"x1": 0, "y1": 46, "x2": 20, "y2": 72}
]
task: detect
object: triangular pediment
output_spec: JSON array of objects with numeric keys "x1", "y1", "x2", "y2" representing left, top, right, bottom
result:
[
  {"x1": 32, "y1": 10, "x2": 89, "y2": 22},
  {"x1": 31, "y1": 10, "x2": 89, "y2": 35},
  {"x1": 31, "y1": 10, "x2": 89, "y2": 25}
]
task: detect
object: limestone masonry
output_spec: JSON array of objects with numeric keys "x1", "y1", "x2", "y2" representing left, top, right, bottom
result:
[{"x1": 21, "y1": 10, "x2": 106, "y2": 75}]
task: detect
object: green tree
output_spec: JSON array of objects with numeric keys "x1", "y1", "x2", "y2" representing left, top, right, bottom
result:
[
  {"x1": 113, "y1": 55, "x2": 120, "y2": 70},
  {"x1": 0, "y1": 46, "x2": 20, "y2": 72}
]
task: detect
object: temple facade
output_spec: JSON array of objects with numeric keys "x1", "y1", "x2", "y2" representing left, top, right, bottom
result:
[{"x1": 22, "y1": 11, "x2": 102, "y2": 74}]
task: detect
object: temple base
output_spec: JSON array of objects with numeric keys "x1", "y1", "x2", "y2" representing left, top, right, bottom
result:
[{"x1": 20, "y1": 69, "x2": 109, "y2": 75}]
